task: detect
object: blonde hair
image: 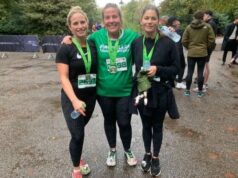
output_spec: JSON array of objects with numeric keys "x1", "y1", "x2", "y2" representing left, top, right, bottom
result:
[{"x1": 67, "y1": 6, "x2": 88, "y2": 26}]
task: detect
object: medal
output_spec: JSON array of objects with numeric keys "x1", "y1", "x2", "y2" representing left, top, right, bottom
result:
[
  {"x1": 143, "y1": 60, "x2": 151, "y2": 71},
  {"x1": 109, "y1": 65, "x2": 117, "y2": 73}
]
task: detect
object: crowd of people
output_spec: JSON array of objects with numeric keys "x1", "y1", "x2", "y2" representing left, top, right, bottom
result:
[{"x1": 55, "y1": 3, "x2": 237, "y2": 178}]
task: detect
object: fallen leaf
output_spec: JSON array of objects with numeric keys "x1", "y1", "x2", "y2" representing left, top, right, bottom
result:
[
  {"x1": 224, "y1": 172, "x2": 236, "y2": 178},
  {"x1": 226, "y1": 127, "x2": 237, "y2": 133},
  {"x1": 208, "y1": 152, "x2": 219, "y2": 160},
  {"x1": 229, "y1": 152, "x2": 238, "y2": 160}
]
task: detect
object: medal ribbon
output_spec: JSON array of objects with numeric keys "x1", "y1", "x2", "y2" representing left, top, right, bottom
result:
[
  {"x1": 143, "y1": 33, "x2": 159, "y2": 61},
  {"x1": 72, "y1": 37, "x2": 92, "y2": 74}
]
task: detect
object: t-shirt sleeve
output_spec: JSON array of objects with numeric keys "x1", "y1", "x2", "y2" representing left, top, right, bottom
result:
[{"x1": 55, "y1": 44, "x2": 70, "y2": 64}]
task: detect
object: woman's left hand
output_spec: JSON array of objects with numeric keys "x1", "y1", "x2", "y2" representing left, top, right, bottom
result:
[{"x1": 147, "y1": 65, "x2": 157, "y2": 77}]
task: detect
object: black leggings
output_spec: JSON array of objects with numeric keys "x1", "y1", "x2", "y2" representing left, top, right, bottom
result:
[
  {"x1": 137, "y1": 91, "x2": 167, "y2": 157},
  {"x1": 61, "y1": 91, "x2": 96, "y2": 167},
  {"x1": 177, "y1": 54, "x2": 186, "y2": 83},
  {"x1": 186, "y1": 57, "x2": 206, "y2": 91},
  {"x1": 97, "y1": 96, "x2": 132, "y2": 151}
]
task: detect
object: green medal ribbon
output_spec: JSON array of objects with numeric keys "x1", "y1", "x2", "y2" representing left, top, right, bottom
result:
[
  {"x1": 72, "y1": 37, "x2": 92, "y2": 74},
  {"x1": 108, "y1": 32, "x2": 120, "y2": 66},
  {"x1": 143, "y1": 33, "x2": 159, "y2": 62}
]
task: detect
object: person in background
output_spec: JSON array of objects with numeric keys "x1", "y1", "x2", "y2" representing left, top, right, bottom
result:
[
  {"x1": 132, "y1": 5, "x2": 179, "y2": 176},
  {"x1": 221, "y1": 16, "x2": 238, "y2": 65},
  {"x1": 56, "y1": 6, "x2": 97, "y2": 178},
  {"x1": 182, "y1": 10, "x2": 215, "y2": 97},
  {"x1": 198, "y1": 10, "x2": 217, "y2": 91},
  {"x1": 167, "y1": 16, "x2": 186, "y2": 89}
]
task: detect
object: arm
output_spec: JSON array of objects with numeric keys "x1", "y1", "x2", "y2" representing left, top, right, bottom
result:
[
  {"x1": 56, "y1": 63, "x2": 86, "y2": 116},
  {"x1": 182, "y1": 27, "x2": 189, "y2": 49},
  {"x1": 154, "y1": 41, "x2": 180, "y2": 80}
]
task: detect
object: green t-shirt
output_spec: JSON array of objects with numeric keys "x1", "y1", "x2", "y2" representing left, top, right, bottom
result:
[{"x1": 89, "y1": 28, "x2": 139, "y2": 97}]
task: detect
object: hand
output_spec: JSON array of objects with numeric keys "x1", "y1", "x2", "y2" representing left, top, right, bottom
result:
[
  {"x1": 147, "y1": 66, "x2": 157, "y2": 77},
  {"x1": 72, "y1": 99, "x2": 86, "y2": 116},
  {"x1": 62, "y1": 35, "x2": 72, "y2": 45},
  {"x1": 168, "y1": 26, "x2": 175, "y2": 32}
]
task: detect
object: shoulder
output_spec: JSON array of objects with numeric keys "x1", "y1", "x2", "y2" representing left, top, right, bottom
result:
[{"x1": 123, "y1": 28, "x2": 139, "y2": 38}]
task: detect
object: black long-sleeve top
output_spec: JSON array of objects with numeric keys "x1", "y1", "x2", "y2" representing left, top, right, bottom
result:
[
  {"x1": 132, "y1": 35, "x2": 180, "y2": 85},
  {"x1": 130, "y1": 35, "x2": 180, "y2": 118}
]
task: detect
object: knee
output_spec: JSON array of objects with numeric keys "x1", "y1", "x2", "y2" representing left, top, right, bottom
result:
[{"x1": 72, "y1": 130, "x2": 84, "y2": 142}]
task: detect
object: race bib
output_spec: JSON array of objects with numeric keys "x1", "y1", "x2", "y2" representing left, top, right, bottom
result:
[
  {"x1": 77, "y1": 74, "x2": 96, "y2": 89},
  {"x1": 106, "y1": 57, "x2": 128, "y2": 73}
]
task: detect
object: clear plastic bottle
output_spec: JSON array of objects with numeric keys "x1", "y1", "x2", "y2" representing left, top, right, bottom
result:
[
  {"x1": 71, "y1": 110, "x2": 80, "y2": 119},
  {"x1": 159, "y1": 26, "x2": 181, "y2": 43}
]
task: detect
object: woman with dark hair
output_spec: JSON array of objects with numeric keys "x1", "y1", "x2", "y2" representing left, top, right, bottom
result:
[{"x1": 131, "y1": 5, "x2": 180, "y2": 176}]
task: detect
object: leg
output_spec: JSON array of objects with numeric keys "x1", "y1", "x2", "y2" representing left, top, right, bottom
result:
[
  {"x1": 197, "y1": 58, "x2": 206, "y2": 91},
  {"x1": 186, "y1": 57, "x2": 196, "y2": 90},
  {"x1": 116, "y1": 96, "x2": 132, "y2": 151},
  {"x1": 138, "y1": 104, "x2": 153, "y2": 154},
  {"x1": 97, "y1": 96, "x2": 117, "y2": 149},
  {"x1": 204, "y1": 51, "x2": 212, "y2": 85},
  {"x1": 61, "y1": 92, "x2": 87, "y2": 168},
  {"x1": 222, "y1": 50, "x2": 228, "y2": 64}
]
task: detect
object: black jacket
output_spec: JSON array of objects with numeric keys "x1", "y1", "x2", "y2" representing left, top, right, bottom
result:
[
  {"x1": 221, "y1": 23, "x2": 238, "y2": 51},
  {"x1": 130, "y1": 35, "x2": 180, "y2": 119}
]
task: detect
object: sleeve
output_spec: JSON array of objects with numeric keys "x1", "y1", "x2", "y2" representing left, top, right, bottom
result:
[
  {"x1": 156, "y1": 40, "x2": 180, "y2": 81},
  {"x1": 182, "y1": 26, "x2": 189, "y2": 49},
  {"x1": 55, "y1": 44, "x2": 70, "y2": 64}
]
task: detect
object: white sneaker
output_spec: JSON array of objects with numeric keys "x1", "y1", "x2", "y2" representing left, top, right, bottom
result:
[
  {"x1": 106, "y1": 150, "x2": 117, "y2": 167},
  {"x1": 176, "y1": 82, "x2": 186, "y2": 89},
  {"x1": 192, "y1": 85, "x2": 206, "y2": 92}
]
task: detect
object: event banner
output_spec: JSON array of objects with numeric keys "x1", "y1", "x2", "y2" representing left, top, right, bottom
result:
[
  {"x1": 41, "y1": 35, "x2": 64, "y2": 53},
  {"x1": 0, "y1": 35, "x2": 40, "y2": 52}
]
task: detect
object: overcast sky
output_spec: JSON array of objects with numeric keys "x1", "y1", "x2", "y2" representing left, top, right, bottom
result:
[{"x1": 95, "y1": 0, "x2": 163, "y2": 8}]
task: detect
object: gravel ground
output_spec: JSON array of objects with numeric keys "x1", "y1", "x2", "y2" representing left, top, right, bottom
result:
[{"x1": 0, "y1": 46, "x2": 237, "y2": 178}]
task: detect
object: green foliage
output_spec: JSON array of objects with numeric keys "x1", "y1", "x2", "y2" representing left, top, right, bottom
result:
[
  {"x1": 160, "y1": 0, "x2": 238, "y2": 33},
  {"x1": 121, "y1": 0, "x2": 151, "y2": 33},
  {"x1": 0, "y1": 0, "x2": 100, "y2": 35}
]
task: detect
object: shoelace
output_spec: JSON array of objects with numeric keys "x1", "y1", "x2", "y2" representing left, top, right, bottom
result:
[{"x1": 126, "y1": 151, "x2": 134, "y2": 158}]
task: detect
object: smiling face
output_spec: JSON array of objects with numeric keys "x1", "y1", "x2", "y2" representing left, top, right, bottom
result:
[
  {"x1": 102, "y1": 7, "x2": 122, "y2": 37},
  {"x1": 68, "y1": 12, "x2": 88, "y2": 39},
  {"x1": 140, "y1": 9, "x2": 159, "y2": 36}
]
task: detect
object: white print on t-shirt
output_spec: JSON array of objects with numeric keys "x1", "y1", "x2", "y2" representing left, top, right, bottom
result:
[
  {"x1": 99, "y1": 44, "x2": 130, "y2": 53},
  {"x1": 77, "y1": 53, "x2": 82, "y2": 59}
]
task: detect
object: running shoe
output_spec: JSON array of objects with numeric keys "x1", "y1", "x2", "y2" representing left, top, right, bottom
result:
[
  {"x1": 106, "y1": 150, "x2": 117, "y2": 167},
  {"x1": 184, "y1": 90, "x2": 190, "y2": 96},
  {"x1": 79, "y1": 159, "x2": 90, "y2": 175},
  {"x1": 150, "y1": 158, "x2": 161, "y2": 177},
  {"x1": 197, "y1": 91, "x2": 205, "y2": 98},
  {"x1": 141, "y1": 153, "x2": 152, "y2": 172},
  {"x1": 72, "y1": 170, "x2": 82, "y2": 178},
  {"x1": 125, "y1": 150, "x2": 137, "y2": 166}
]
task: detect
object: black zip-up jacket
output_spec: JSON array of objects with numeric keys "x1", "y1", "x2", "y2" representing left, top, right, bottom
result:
[{"x1": 130, "y1": 35, "x2": 180, "y2": 119}]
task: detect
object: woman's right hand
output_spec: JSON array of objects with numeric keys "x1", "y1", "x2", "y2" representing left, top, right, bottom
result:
[
  {"x1": 72, "y1": 99, "x2": 86, "y2": 116},
  {"x1": 62, "y1": 35, "x2": 72, "y2": 45}
]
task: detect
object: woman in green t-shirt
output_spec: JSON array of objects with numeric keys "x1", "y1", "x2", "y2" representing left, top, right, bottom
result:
[{"x1": 89, "y1": 3, "x2": 138, "y2": 167}]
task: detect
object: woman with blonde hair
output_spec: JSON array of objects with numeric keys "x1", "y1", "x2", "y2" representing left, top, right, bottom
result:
[{"x1": 56, "y1": 6, "x2": 97, "y2": 178}]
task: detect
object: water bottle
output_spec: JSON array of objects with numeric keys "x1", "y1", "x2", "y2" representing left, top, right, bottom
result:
[
  {"x1": 159, "y1": 26, "x2": 181, "y2": 43},
  {"x1": 71, "y1": 110, "x2": 80, "y2": 119}
]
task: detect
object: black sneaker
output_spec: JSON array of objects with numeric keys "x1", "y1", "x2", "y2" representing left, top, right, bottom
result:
[
  {"x1": 150, "y1": 158, "x2": 161, "y2": 177},
  {"x1": 141, "y1": 153, "x2": 151, "y2": 172}
]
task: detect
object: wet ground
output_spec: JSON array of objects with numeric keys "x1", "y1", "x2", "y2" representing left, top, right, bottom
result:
[{"x1": 0, "y1": 44, "x2": 237, "y2": 178}]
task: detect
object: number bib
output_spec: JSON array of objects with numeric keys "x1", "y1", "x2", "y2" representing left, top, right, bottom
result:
[
  {"x1": 77, "y1": 74, "x2": 96, "y2": 89},
  {"x1": 106, "y1": 57, "x2": 128, "y2": 73}
]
